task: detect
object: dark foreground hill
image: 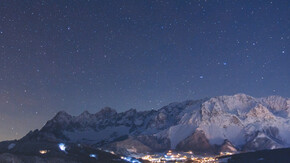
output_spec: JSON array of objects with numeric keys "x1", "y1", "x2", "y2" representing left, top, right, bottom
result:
[{"x1": 218, "y1": 148, "x2": 290, "y2": 163}]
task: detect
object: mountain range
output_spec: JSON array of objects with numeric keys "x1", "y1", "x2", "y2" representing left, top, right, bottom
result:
[{"x1": 5, "y1": 94, "x2": 290, "y2": 155}]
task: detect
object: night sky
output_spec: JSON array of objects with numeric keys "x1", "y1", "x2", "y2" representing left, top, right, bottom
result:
[{"x1": 0, "y1": 0, "x2": 289, "y2": 141}]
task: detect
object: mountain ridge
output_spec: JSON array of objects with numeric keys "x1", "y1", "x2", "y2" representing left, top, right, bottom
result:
[{"x1": 15, "y1": 94, "x2": 290, "y2": 155}]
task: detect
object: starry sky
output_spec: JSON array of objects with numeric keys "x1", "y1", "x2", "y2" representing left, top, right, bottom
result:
[{"x1": 0, "y1": 0, "x2": 289, "y2": 141}]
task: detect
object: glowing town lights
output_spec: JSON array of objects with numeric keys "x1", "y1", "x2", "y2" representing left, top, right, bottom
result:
[
  {"x1": 39, "y1": 150, "x2": 49, "y2": 154},
  {"x1": 58, "y1": 143, "x2": 66, "y2": 152},
  {"x1": 187, "y1": 151, "x2": 193, "y2": 154},
  {"x1": 140, "y1": 151, "x2": 234, "y2": 162},
  {"x1": 220, "y1": 152, "x2": 234, "y2": 156},
  {"x1": 121, "y1": 156, "x2": 141, "y2": 163}
]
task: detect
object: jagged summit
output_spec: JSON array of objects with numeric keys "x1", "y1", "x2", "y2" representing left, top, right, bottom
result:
[
  {"x1": 80, "y1": 110, "x2": 90, "y2": 116},
  {"x1": 76, "y1": 110, "x2": 93, "y2": 121},
  {"x1": 52, "y1": 110, "x2": 72, "y2": 122},
  {"x1": 19, "y1": 94, "x2": 290, "y2": 155},
  {"x1": 55, "y1": 110, "x2": 71, "y2": 117},
  {"x1": 96, "y1": 107, "x2": 117, "y2": 116}
]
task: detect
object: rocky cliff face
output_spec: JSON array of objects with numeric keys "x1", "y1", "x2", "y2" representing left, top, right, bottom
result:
[
  {"x1": 175, "y1": 129, "x2": 214, "y2": 154},
  {"x1": 19, "y1": 94, "x2": 290, "y2": 155},
  {"x1": 219, "y1": 139, "x2": 237, "y2": 153}
]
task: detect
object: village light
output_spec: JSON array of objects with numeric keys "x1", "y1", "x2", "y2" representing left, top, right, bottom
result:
[
  {"x1": 58, "y1": 143, "x2": 66, "y2": 152},
  {"x1": 89, "y1": 154, "x2": 97, "y2": 158},
  {"x1": 39, "y1": 150, "x2": 49, "y2": 154}
]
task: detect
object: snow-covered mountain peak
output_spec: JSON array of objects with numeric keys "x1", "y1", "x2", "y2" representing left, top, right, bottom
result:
[
  {"x1": 259, "y1": 95, "x2": 289, "y2": 110},
  {"x1": 80, "y1": 110, "x2": 91, "y2": 116},
  {"x1": 76, "y1": 110, "x2": 93, "y2": 121},
  {"x1": 201, "y1": 94, "x2": 257, "y2": 115},
  {"x1": 258, "y1": 96, "x2": 290, "y2": 118},
  {"x1": 246, "y1": 104, "x2": 275, "y2": 120},
  {"x1": 53, "y1": 111, "x2": 72, "y2": 122}
]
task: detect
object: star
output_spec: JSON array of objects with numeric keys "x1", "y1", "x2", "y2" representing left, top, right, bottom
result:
[{"x1": 0, "y1": 0, "x2": 289, "y2": 143}]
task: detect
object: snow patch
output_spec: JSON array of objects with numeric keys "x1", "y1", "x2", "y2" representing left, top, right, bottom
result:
[{"x1": 167, "y1": 124, "x2": 196, "y2": 148}]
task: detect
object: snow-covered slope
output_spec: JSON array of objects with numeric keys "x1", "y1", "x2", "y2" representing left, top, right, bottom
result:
[{"x1": 20, "y1": 94, "x2": 290, "y2": 154}]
